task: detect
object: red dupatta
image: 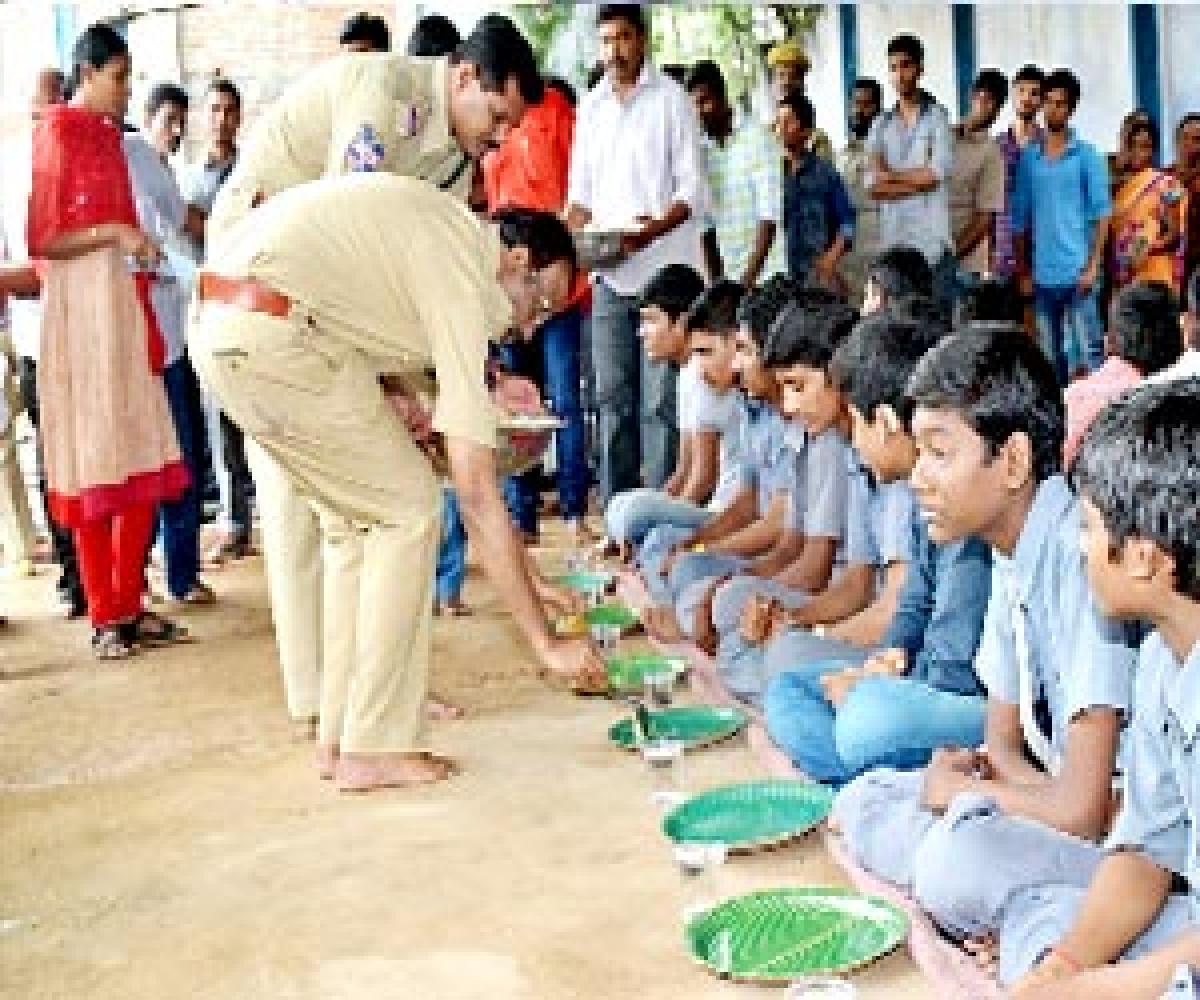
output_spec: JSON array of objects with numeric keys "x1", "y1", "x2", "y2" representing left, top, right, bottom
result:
[{"x1": 27, "y1": 104, "x2": 166, "y2": 373}]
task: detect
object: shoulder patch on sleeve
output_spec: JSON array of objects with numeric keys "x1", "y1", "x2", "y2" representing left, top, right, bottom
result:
[{"x1": 344, "y1": 124, "x2": 386, "y2": 173}]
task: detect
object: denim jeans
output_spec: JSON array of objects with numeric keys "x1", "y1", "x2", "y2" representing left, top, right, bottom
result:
[
  {"x1": 764, "y1": 659, "x2": 987, "y2": 786},
  {"x1": 501, "y1": 304, "x2": 590, "y2": 534},
  {"x1": 590, "y1": 279, "x2": 678, "y2": 505},
  {"x1": 1034, "y1": 284, "x2": 1103, "y2": 383},
  {"x1": 158, "y1": 356, "x2": 205, "y2": 599},
  {"x1": 436, "y1": 488, "x2": 466, "y2": 604},
  {"x1": 604, "y1": 488, "x2": 711, "y2": 546}
]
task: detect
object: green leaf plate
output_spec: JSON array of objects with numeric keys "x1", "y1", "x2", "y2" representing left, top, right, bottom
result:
[
  {"x1": 585, "y1": 603, "x2": 641, "y2": 633},
  {"x1": 686, "y1": 887, "x2": 909, "y2": 984},
  {"x1": 555, "y1": 570, "x2": 615, "y2": 594},
  {"x1": 608, "y1": 705, "x2": 746, "y2": 751},
  {"x1": 605, "y1": 652, "x2": 687, "y2": 693},
  {"x1": 663, "y1": 779, "x2": 834, "y2": 852}
]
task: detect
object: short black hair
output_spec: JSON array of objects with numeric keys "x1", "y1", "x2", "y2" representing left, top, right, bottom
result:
[
  {"x1": 887, "y1": 34, "x2": 924, "y2": 67},
  {"x1": 146, "y1": 82, "x2": 188, "y2": 119},
  {"x1": 1110, "y1": 281, "x2": 1181, "y2": 376},
  {"x1": 762, "y1": 301, "x2": 860, "y2": 372},
  {"x1": 853, "y1": 77, "x2": 883, "y2": 108},
  {"x1": 1044, "y1": 68, "x2": 1081, "y2": 111},
  {"x1": 778, "y1": 87, "x2": 815, "y2": 129},
  {"x1": 71, "y1": 21, "x2": 128, "y2": 92},
  {"x1": 889, "y1": 294, "x2": 953, "y2": 340},
  {"x1": 907, "y1": 325, "x2": 1065, "y2": 483},
  {"x1": 545, "y1": 75, "x2": 576, "y2": 108},
  {"x1": 973, "y1": 68, "x2": 1008, "y2": 109},
  {"x1": 736, "y1": 274, "x2": 806, "y2": 348},
  {"x1": 207, "y1": 77, "x2": 241, "y2": 111},
  {"x1": 405, "y1": 13, "x2": 459, "y2": 57},
  {"x1": 638, "y1": 264, "x2": 704, "y2": 322},
  {"x1": 686, "y1": 60, "x2": 727, "y2": 103},
  {"x1": 868, "y1": 246, "x2": 934, "y2": 303},
  {"x1": 340, "y1": 12, "x2": 391, "y2": 52},
  {"x1": 685, "y1": 280, "x2": 745, "y2": 336},
  {"x1": 831, "y1": 309, "x2": 946, "y2": 427},
  {"x1": 1013, "y1": 64, "x2": 1045, "y2": 88},
  {"x1": 661, "y1": 65, "x2": 689, "y2": 86},
  {"x1": 453, "y1": 14, "x2": 543, "y2": 105},
  {"x1": 494, "y1": 209, "x2": 577, "y2": 274},
  {"x1": 954, "y1": 277, "x2": 1024, "y2": 328},
  {"x1": 1177, "y1": 112, "x2": 1200, "y2": 134},
  {"x1": 597, "y1": 4, "x2": 647, "y2": 36},
  {"x1": 1072, "y1": 378, "x2": 1200, "y2": 600}
]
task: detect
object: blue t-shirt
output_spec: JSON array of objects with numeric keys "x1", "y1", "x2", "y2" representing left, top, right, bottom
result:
[{"x1": 781, "y1": 152, "x2": 855, "y2": 282}]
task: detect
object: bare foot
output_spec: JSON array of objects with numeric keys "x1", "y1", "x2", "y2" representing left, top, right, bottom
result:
[
  {"x1": 336, "y1": 751, "x2": 455, "y2": 793},
  {"x1": 425, "y1": 695, "x2": 465, "y2": 720},
  {"x1": 643, "y1": 605, "x2": 684, "y2": 643},
  {"x1": 316, "y1": 743, "x2": 339, "y2": 780}
]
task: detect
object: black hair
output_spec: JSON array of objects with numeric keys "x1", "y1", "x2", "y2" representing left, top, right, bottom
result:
[
  {"x1": 1187, "y1": 268, "x2": 1200, "y2": 316},
  {"x1": 853, "y1": 77, "x2": 883, "y2": 108},
  {"x1": 453, "y1": 14, "x2": 543, "y2": 105},
  {"x1": 1072, "y1": 378, "x2": 1200, "y2": 600},
  {"x1": 493, "y1": 209, "x2": 577, "y2": 274},
  {"x1": 145, "y1": 81, "x2": 188, "y2": 119},
  {"x1": 972, "y1": 68, "x2": 1008, "y2": 109},
  {"x1": 1128, "y1": 118, "x2": 1160, "y2": 153},
  {"x1": 545, "y1": 75, "x2": 576, "y2": 108},
  {"x1": 907, "y1": 325, "x2": 1065, "y2": 483},
  {"x1": 206, "y1": 77, "x2": 241, "y2": 111},
  {"x1": 1177, "y1": 112, "x2": 1200, "y2": 134},
  {"x1": 954, "y1": 277, "x2": 1024, "y2": 328},
  {"x1": 868, "y1": 246, "x2": 933, "y2": 303},
  {"x1": 340, "y1": 12, "x2": 391, "y2": 52},
  {"x1": 762, "y1": 301, "x2": 860, "y2": 372},
  {"x1": 1013, "y1": 64, "x2": 1045, "y2": 88},
  {"x1": 685, "y1": 280, "x2": 745, "y2": 336},
  {"x1": 661, "y1": 65, "x2": 689, "y2": 86},
  {"x1": 831, "y1": 310, "x2": 946, "y2": 426},
  {"x1": 1044, "y1": 68, "x2": 1081, "y2": 111},
  {"x1": 638, "y1": 264, "x2": 705, "y2": 322},
  {"x1": 1110, "y1": 281, "x2": 1181, "y2": 376},
  {"x1": 597, "y1": 4, "x2": 647, "y2": 36},
  {"x1": 889, "y1": 294, "x2": 953, "y2": 340},
  {"x1": 778, "y1": 87, "x2": 815, "y2": 129},
  {"x1": 405, "y1": 13, "x2": 459, "y2": 57},
  {"x1": 70, "y1": 21, "x2": 129, "y2": 92},
  {"x1": 887, "y1": 34, "x2": 924, "y2": 67},
  {"x1": 685, "y1": 60, "x2": 727, "y2": 104},
  {"x1": 586, "y1": 62, "x2": 605, "y2": 91},
  {"x1": 736, "y1": 273, "x2": 806, "y2": 347}
]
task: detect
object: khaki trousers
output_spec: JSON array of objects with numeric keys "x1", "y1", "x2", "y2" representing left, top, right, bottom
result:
[
  {"x1": 0, "y1": 336, "x2": 35, "y2": 567},
  {"x1": 191, "y1": 303, "x2": 440, "y2": 753}
]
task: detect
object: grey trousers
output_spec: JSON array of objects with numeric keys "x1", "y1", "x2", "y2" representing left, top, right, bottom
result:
[{"x1": 590, "y1": 279, "x2": 678, "y2": 505}]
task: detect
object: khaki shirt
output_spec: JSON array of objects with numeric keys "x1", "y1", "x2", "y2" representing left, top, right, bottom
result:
[
  {"x1": 213, "y1": 174, "x2": 512, "y2": 449},
  {"x1": 950, "y1": 128, "x2": 1005, "y2": 274},
  {"x1": 208, "y1": 55, "x2": 470, "y2": 250}
]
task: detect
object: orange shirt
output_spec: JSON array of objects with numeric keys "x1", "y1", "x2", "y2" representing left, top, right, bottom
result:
[{"x1": 483, "y1": 88, "x2": 574, "y2": 215}]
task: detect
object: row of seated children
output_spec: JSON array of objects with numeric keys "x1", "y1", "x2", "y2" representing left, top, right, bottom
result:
[{"x1": 603, "y1": 251, "x2": 1200, "y2": 997}]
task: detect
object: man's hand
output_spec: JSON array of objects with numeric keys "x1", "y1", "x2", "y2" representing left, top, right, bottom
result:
[
  {"x1": 863, "y1": 647, "x2": 907, "y2": 677},
  {"x1": 539, "y1": 638, "x2": 608, "y2": 693},
  {"x1": 621, "y1": 215, "x2": 660, "y2": 256},
  {"x1": 963, "y1": 933, "x2": 999, "y2": 978},
  {"x1": 820, "y1": 667, "x2": 865, "y2": 708},
  {"x1": 384, "y1": 390, "x2": 436, "y2": 445},
  {"x1": 1011, "y1": 951, "x2": 1080, "y2": 998},
  {"x1": 739, "y1": 594, "x2": 780, "y2": 645},
  {"x1": 1077, "y1": 260, "x2": 1099, "y2": 295},
  {"x1": 813, "y1": 250, "x2": 839, "y2": 289},
  {"x1": 536, "y1": 576, "x2": 583, "y2": 618},
  {"x1": 920, "y1": 746, "x2": 986, "y2": 812}
]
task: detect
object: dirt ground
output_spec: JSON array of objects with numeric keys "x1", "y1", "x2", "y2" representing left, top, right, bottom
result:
[{"x1": 0, "y1": 538, "x2": 932, "y2": 1000}]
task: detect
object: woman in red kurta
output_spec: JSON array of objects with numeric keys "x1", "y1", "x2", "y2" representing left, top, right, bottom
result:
[{"x1": 27, "y1": 23, "x2": 189, "y2": 658}]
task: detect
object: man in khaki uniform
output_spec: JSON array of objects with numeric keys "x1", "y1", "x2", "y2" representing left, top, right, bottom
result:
[
  {"x1": 193, "y1": 174, "x2": 604, "y2": 791},
  {"x1": 205, "y1": 14, "x2": 542, "y2": 731},
  {"x1": 949, "y1": 70, "x2": 1007, "y2": 286}
]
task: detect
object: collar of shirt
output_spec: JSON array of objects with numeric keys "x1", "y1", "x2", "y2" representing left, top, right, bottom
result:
[
  {"x1": 954, "y1": 124, "x2": 991, "y2": 145},
  {"x1": 595, "y1": 61, "x2": 661, "y2": 106},
  {"x1": 1165, "y1": 638, "x2": 1200, "y2": 747},
  {"x1": 1004, "y1": 474, "x2": 1075, "y2": 601},
  {"x1": 417, "y1": 56, "x2": 456, "y2": 157},
  {"x1": 1030, "y1": 127, "x2": 1087, "y2": 162},
  {"x1": 885, "y1": 90, "x2": 939, "y2": 124}
]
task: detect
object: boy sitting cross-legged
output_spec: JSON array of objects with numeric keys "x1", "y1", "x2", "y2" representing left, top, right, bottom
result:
[
  {"x1": 641, "y1": 275, "x2": 807, "y2": 638},
  {"x1": 999, "y1": 379, "x2": 1200, "y2": 998},
  {"x1": 830, "y1": 324, "x2": 1139, "y2": 928},
  {"x1": 761, "y1": 303, "x2": 993, "y2": 784},
  {"x1": 605, "y1": 277, "x2": 745, "y2": 556}
]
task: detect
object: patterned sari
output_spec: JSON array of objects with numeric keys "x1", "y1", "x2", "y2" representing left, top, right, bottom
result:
[{"x1": 1110, "y1": 167, "x2": 1185, "y2": 292}]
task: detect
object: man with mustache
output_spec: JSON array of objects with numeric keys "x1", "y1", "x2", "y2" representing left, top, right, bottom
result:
[
  {"x1": 566, "y1": 4, "x2": 708, "y2": 509},
  {"x1": 205, "y1": 14, "x2": 543, "y2": 738}
]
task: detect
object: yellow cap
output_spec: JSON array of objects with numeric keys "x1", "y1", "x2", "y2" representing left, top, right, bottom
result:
[{"x1": 767, "y1": 40, "x2": 810, "y2": 72}]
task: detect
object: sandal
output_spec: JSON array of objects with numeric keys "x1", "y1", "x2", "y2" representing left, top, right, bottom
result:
[
  {"x1": 175, "y1": 582, "x2": 217, "y2": 606},
  {"x1": 121, "y1": 611, "x2": 191, "y2": 648},
  {"x1": 92, "y1": 626, "x2": 135, "y2": 661}
]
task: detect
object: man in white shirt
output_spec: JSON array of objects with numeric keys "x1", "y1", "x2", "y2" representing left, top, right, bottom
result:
[
  {"x1": 124, "y1": 83, "x2": 211, "y2": 606},
  {"x1": 566, "y1": 4, "x2": 709, "y2": 505}
]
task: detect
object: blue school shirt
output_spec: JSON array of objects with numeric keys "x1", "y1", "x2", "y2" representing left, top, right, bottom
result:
[
  {"x1": 787, "y1": 427, "x2": 852, "y2": 547},
  {"x1": 880, "y1": 517, "x2": 992, "y2": 697},
  {"x1": 974, "y1": 476, "x2": 1136, "y2": 760},
  {"x1": 1107, "y1": 632, "x2": 1200, "y2": 920},
  {"x1": 843, "y1": 473, "x2": 919, "y2": 577},
  {"x1": 736, "y1": 400, "x2": 805, "y2": 518},
  {"x1": 1010, "y1": 130, "x2": 1111, "y2": 289}
]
